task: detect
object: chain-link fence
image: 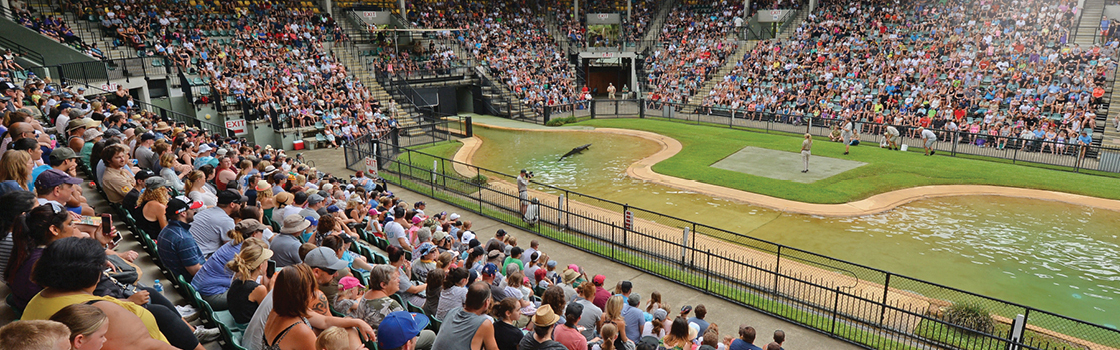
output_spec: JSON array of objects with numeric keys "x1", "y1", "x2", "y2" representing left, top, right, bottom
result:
[{"x1": 344, "y1": 136, "x2": 1120, "y2": 350}]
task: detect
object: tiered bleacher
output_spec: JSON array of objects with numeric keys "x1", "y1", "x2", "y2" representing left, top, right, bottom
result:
[
  {"x1": 701, "y1": 0, "x2": 1110, "y2": 155},
  {"x1": 644, "y1": 4, "x2": 741, "y2": 104}
]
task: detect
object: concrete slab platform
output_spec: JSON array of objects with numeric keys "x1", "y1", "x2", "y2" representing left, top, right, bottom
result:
[{"x1": 711, "y1": 146, "x2": 867, "y2": 183}]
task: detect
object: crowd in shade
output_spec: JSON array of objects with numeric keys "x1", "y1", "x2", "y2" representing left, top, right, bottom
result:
[
  {"x1": 1, "y1": 66, "x2": 791, "y2": 350},
  {"x1": 7, "y1": 1, "x2": 108, "y2": 59},
  {"x1": 554, "y1": 0, "x2": 661, "y2": 47},
  {"x1": 701, "y1": 0, "x2": 1108, "y2": 151},
  {"x1": 412, "y1": 0, "x2": 580, "y2": 112},
  {"x1": 22, "y1": 0, "x2": 399, "y2": 138},
  {"x1": 645, "y1": 3, "x2": 741, "y2": 104}
]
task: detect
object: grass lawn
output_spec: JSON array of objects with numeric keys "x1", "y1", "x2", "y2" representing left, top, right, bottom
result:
[{"x1": 572, "y1": 118, "x2": 1120, "y2": 204}]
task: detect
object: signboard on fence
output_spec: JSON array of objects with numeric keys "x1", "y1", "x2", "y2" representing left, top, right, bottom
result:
[
  {"x1": 757, "y1": 9, "x2": 789, "y2": 23},
  {"x1": 624, "y1": 210, "x2": 633, "y2": 230},
  {"x1": 365, "y1": 157, "x2": 378, "y2": 178},
  {"x1": 225, "y1": 119, "x2": 247, "y2": 135},
  {"x1": 587, "y1": 13, "x2": 620, "y2": 25},
  {"x1": 358, "y1": 11, "x2": 391, "y2": 25}
]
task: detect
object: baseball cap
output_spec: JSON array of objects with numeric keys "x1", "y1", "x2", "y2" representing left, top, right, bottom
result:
[
  {"x1": 481, "y1": 263, "x2": 499, "y2": 276},
  {"x1": 293, "y1": 191, "x2": 309, "y2": 204},
  {"x1": 593, "y1": 275, "x2": 605, "y2": 285},
  {"x1": 449, "y1": 213, "x2": 460, "y2": 221},
  {"x1": 46, "y1": 145, "x2": 80, "y2": 166},
  {"x1": 216, "y1": 148, "x2": 228, "y2": 156},
  {"x1": 217, "y1": 190, "x2": 247, "y2": 205},
  {"x1": 34, "y1": 169, "x2": 84, "y2": 190},
  {"x1": 198, "y1": 144, "x2": 213, "y2": 153},
  {"x1": 134, "y1": 169, "x2": 158, "y2": 180},
  {"x1": 546, "y1": 260, "x2": 558, "y2": 268},
  {"x1": 496, "y1": 229, "x2": 507, "y2": 237},
  {"x1": 307, "y1": 194, "x2": 325, "y2": 205},
  {"x1": 411, "y1": 215, "x2": 424, "y2": 225},
  {"x1": 103, "y1": 128, "x2": 123, "y2": 139},
  {"x1": 326, "y1": 205, "x2": 341, "y2": 213},
  {"x1": 378, "y1": 311, "x2": 429, "y2": 349},
  {"x1": 141, "y1": 132, "x2": 156, "y2": 141},
  {"x1": 339, "y1": 276, "x2": 364, "y2": 291},
  {"x1": 681, "y1": 305, "x2": 693, "y2": 314},
  {"x1": 166, "y1": 196, "x2": 203, "y2": 216},
  {"x1": 304, "y1": 247, "x2": 349, "y2": 272},
  {"x1": 432, "y1": 230, "x2": 448, "y2": 242}
]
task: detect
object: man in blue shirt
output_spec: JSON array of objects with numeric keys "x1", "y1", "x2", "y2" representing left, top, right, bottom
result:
[
  {"x1": 158, "y1": 196, "x2": 204, "y2": 281},
  {"x1": 689, "y1": 304, "x2": 711, "y2": 339},
  {"x1": 620, "y1": 281, "x2": 644, "y2": 342},
  {"x1": 1077, "y1": 130, "x2": 1094, "y2": 158},
  {"x1": 729, "y1": 325, "x2": 763, "y2": 350}
]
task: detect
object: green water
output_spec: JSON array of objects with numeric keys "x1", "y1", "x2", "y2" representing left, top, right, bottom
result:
[{"x1": 469, "y1": 126, "x2": 1120, "y2": 327}]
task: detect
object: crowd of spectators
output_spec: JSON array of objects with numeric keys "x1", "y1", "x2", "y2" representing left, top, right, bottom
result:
[
  {"x1": 42, "y1": 0, "x2": 400, "y2": 139},
  {"x1": 645, "y1": 4, "x2": 741, "y2": 104},
  {"x1": 3, "y1": 73, "x2": 791, "y2": 350},
  {"x1": 7, "y1": 3, "x2": 108, "y2": 60},
  {"x1": 701, "y1": 0, "x2": 1110, "y2": 154},
  {"x1": 553, "y1": 0, "x2": 661, "y2": 48},
  {"x1": 412, "y1": 0, "x2": 580, "y2": 112}
]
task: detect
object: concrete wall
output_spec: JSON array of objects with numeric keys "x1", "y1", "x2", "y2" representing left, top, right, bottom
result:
[
  {"x1": 0, "y1": 16, "x2": 97, "y2": 65},
  {"x1": 1106, "y1": 5, "x2": 1120, "y2": 20}
]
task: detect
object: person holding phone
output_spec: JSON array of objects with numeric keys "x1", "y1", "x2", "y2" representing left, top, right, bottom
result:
[{"x1": 226, "y1": 238, "x2": 275, "y2": 326}]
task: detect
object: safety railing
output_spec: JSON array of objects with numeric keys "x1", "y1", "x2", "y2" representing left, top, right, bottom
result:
[
  {"x1": 346, "y1": 136, "x2": 1120, "y2": 350},
  {"x1": 540, "y1": 99, "x2": 1120, "y2": 174}
]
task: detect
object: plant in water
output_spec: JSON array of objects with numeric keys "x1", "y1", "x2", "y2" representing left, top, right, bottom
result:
[{"x1": 942, "y1": 302, "x2": 996, "y2": 336}]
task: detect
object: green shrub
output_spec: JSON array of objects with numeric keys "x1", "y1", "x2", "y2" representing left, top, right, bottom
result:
[
  {"x1": 546, "y1": 116, "x2": 579, "y2": 126},
  {"x1": 469, "y1": 174, "x2": 489, "y2": 186},
  {"x1": 942, "y1": 302, "x2": 996, "y2": 336}
]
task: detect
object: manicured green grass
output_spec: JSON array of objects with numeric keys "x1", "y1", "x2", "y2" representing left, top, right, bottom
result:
[{"x1": 573, "y1": 118, "x2": 1120, "y2": 203}]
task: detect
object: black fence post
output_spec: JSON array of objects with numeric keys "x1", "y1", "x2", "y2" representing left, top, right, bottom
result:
[
  {"x1": 879, "y1": 273, "x2": 892, "y2": 327},
  {"x1": 465, "y1": 117, "x2": 474, "y2": 137},
  {"x1": 544, "y1": 106, "x2": 551, "y2": 124},
  {"x1": 639, "y1": 99, "x2": 645, "y2": 118},
  {"x1": 704, "y1": 250, "x2": 711, "y2": 293},
  {"x1": 773, "y1": 246, "x2": 782, "y2": 293},
  {"x1": 590, "y1": 101, "x2": 597, "y2": 119},
  {"x1": 830, "y1": 286, "x2": 841, "y2": 336}
]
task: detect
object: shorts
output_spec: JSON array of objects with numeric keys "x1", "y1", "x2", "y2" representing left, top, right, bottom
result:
[
  {"x1": 888, "y1": 135, "x2": 900, "y2": 144},
  {"x1": 842, "y1": 134, "x2": 852, "y2": 144},
  {"x1": 924, "y1": 139, "x2": 936, "y2": 148},
  {"x1": 519, "y1": 191, "x2": 528, "y2": 205}
]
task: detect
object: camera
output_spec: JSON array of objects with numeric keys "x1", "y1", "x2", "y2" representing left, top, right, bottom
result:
[{"x1": 526, "y1": 171, "x2": 534, "y2": 178}]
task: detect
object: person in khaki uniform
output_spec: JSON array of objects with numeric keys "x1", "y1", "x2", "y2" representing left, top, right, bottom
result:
[{"x1": 101, "y1": 144, "x2": 135, "y2": 204}]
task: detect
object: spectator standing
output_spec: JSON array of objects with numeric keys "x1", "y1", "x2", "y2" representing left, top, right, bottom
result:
[
  {"x1": 431, "y1": 281, "x2": 499, "y2": 350},
  {"x1": 157, "y1": 196, "x2": 204, "y2": 281},
  {"x1": 190, "y1": 190, "x2": 244, "y2": 258}
]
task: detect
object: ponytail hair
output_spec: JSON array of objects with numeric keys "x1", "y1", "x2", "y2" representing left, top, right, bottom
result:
[
  {"x1": 600, "y1": 323, "x2": 619, "y2": 350},
  {"x1": 227, "y1": 237, "x2": 270, "y2": 280},
  {"x1": 49, "y1": 303, "x2": 108, "y2": 342},
  {"x1": 5, "y1": 205, "x2": 71, "y2": 283}
]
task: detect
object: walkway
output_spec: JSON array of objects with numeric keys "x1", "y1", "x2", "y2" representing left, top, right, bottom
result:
[
  {"x1": 304, "y1": 146, "x2": 864, "y2": 350},
  {"x1": 462, "y1": 118, "x2": 1120, "y2": 217}
]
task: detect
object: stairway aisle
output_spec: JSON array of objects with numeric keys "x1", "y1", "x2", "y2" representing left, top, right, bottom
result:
[
  {"x1": 1074, "y1": 0, "x2": 1105, "y2": 46},
  {"x1": 328, "y1": 9, "x2": 421, "y2": 128}
]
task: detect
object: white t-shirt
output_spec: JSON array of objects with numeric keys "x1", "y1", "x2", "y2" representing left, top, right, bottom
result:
[{"x1": 385, "y1": 221, "x2": 407, "y2": 247}]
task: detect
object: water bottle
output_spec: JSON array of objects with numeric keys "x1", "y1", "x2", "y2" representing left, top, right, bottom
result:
[{"x1": 153, "y1": 279, "x2": 164, "y2": 293}]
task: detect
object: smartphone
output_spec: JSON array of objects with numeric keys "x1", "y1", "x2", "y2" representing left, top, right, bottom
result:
[
  {"x1": 101, "y1": 214, "x2": 113, "y2": 235},
  {"x1": 266, "y1": 260, "x2": 276, "y2": 278}
]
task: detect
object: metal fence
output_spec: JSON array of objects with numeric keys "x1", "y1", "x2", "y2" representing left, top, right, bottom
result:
[
  {"x1": 540, "y1": 99, "x2": 1120, "y2": 174},
  {"x1": 342, "y1": 116, "x2": 472, "y2": 170},
  {"x1": 345, "y1": 136, "x2": 1120, "y2": 350}
]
